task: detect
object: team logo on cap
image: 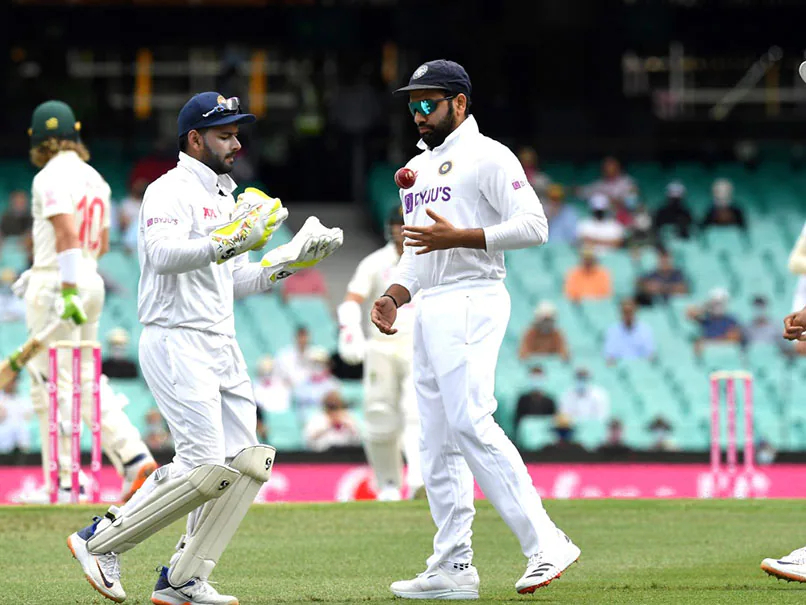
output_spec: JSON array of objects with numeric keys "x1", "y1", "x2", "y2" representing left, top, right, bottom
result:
[
  {"x1": 216, "y1": 95, "x2": 226, "y2": 104},
  {"x1": 412, "y1": 65, "x2": 428, "y2": 79},
  {"x1": 439, "y1": 161, "x2": 453, "y2": 175},
  {"x1": 45, "y1": 117, "x2": 59, "y2": 130}
]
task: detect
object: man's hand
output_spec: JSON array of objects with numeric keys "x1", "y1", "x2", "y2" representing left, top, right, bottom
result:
[
  {"x1": 371, "y1": 296, "x2": 398, "y2": 335},
  {"x1": 11, "y1": 269, "x2": 31, "y2": 299},
  {"x1": 260, "y1": 216, "x2": 343, "y2": 281},
  {"x1": 210, "y1": 187, "x2": 288, "y2": 264},
  {"x1": 402, "y1": 208, "x2": 485, "y2": 254},
  {"x1": 57, "y1": 287, "x2": 87, "y2": 325},
  {"x1": 783, "y1": 308, "x2": 806, "y2": 340}
]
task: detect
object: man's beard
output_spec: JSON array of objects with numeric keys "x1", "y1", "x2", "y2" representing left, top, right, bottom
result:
[
  {"x1": 421, "y1": 104, "x2": 457, "y2": 149},
  {"x1": 200, "y1": 141, "x2": 235, "y2": 175}
]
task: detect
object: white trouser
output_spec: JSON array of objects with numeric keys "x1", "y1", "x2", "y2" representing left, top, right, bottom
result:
[
  {"x1": 793, "y1": 275, "x2": 806, "y2": 312},
  {"x1": 414, "y1": 280, "x2": 559, "y2": 571},
  {"x1": 362, "y1": 337, "x2": 423, "y2": 493},
  {"x1": 25, "y1": 269, "x2": 149, "y2": 490}
]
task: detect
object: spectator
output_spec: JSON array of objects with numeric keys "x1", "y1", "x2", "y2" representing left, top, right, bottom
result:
[
  {"x1": 544, "y1": 184, "x2": 578, "y2": 245},
  {"x1": 577, "y1": 156, "x2": 636, "y2": 205},
  {"x1": 275, "y1": 326, "x2": 314, "y2": 388},
  {"x1": 144, "y1": 408, "x2": 172, "y2": 452},
  {"x1": 0, "y1": 376, "x2": 32, "y2": 453},
  {"x1": 539, "y1": 413, "x2": 586, "y2": 455},
  {"x1": 518, "y1": 301, "x2": 569, "y2": 361},
  {"x1": 635, "y1": 248, "x2": 688, "y2": 306},
  {"x1": 647, "y1": 416, "x2": 677, "y2": 452},
  {"x1": 118, "y1": 177, "x2": 148, "y2": 254},
  {"x1": 101, "y1": 328, "x2": 139, "y2": 379},
  {"x1": 687, "y1": 288, "x2": 743, "y2": 354},
  {"x1": 0, "y1": 268, "x2": 25, "y2": 322},
  {"x1": 653, "y1": 181, "x2": 694, "y2": 239},
  {"x1": 559, "y1": 367, "x2": 610, "y2": 421},
  {"x1": 515, "y1": 366, "x2": 557, "y2": 433},
  {"x1": 253, "y1": 355, "x2": 291, "y2": 414},
  {"x1": 756, "y1": 438, "x2": 776, "y2": 465},
  {"x1": 627, "y1": 202, "x2": 655, "y2": 249},
  {"x1": 281, "y1": 268, "x2": 328, "y2": 301},
  {"x1": 603, "y1": 298, "x2": 656, "y2": 364},
  {"x1": 597, "y1": 419, "x2": 632, "y2": 456},
  {"x1": 564, "y1": 247, "x2": 613, "y2": 302},
  {"x1": 745, "y1": 295, "x2": 784, "y2": 348},
  {"x1": 517, "y1": 146, "x2": 551, "y2": 198},
  {"x1": 576, "y1": 194, "x2": 625, "y2": 252},
  {"x1": 0, "y1": 190, "x2": 33, "y2": 237},
  {"x1": 701, "y1": 178, "x2": 746, "y2": 230},
  {"x1": 294, "y1": 345, "x2": 340, "y2": 421},
  {"x1": 303, "y1": 390, "x2": 361, "y2": 452}
]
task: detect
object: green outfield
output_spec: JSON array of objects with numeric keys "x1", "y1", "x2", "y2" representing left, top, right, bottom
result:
[{"x1": 2, "y1": 499, "x2": 805, "y2": 604}]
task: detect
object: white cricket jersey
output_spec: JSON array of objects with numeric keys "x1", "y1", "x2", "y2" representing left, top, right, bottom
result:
[
  {"x1": 31, "y1": 150, "x2": 111, "y2": 270},
  {"x1": 395, "y1": 116, "x2": 548, "y2": 297},
  {"x1": 346, "y1": 242, "x2": 415, "y2": 339},
  {"x1": 137, "y1": 152, "x2": 274, "y2": 336}
]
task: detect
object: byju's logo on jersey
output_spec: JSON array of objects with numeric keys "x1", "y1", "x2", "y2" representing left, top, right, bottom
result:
[
  {"x1": 404, "y1": 186, "x2": 452, "y2": 214},
  {"x1": 146, "y1": 217, "x2": 179, "y2": 228}
]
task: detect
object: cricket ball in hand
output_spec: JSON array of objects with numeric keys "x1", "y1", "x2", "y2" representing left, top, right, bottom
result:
[{"x1": 394, "y1": 167, "x2": 417, "y2": 189}]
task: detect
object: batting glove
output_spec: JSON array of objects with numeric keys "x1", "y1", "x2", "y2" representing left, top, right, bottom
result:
[
  {"x1": 260, "y1": 216, "x2": 343, "y2": 282},
  {"x1": 57, "y1": 286, "x2": 87, "y2": 325}
]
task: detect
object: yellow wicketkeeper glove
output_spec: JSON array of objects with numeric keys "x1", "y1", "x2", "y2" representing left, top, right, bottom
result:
[{"x1": 260, "y1": 216, "x2": 344, "y2": 282}]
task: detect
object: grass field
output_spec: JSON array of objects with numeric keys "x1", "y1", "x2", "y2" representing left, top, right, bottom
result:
[{"x1": 3, "y1": 499, "x2": 806, "y2": 604}]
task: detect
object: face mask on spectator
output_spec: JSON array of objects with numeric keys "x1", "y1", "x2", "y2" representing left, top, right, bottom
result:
[
  {"x1": 624, "y1": 192, "x2": 639, "y2": 209},
  {"x1": 536, "y1": 318, "x2": 554, "y2": 333},
  {"x1": 529, "y1": 375, "x2": 543, "y2": 390},
  {"x1": 575, "y1": 377, "x2": 588, "y2": 393}
]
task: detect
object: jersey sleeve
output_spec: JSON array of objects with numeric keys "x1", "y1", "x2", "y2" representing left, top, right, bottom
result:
[
  {"x1": 35, "y1": 170, "x2": 75, "y2": 219},
  {"x1": 100, "y1": 181, "x2": 112, "y2": 229},
  {"x1": 345, "y1": 254, "x2": 376, "y2": 299}
]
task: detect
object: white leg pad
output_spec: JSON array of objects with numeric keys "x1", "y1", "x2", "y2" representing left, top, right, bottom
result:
[
  {"x1": 87, "y1": 464, "x2": 240, "y2": 554},
  {"x1": 168, "y1": 445, "x2": 276, "y2": 586}
]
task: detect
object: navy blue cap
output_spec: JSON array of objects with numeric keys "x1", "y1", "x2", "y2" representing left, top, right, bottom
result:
[
  {"x1": 393, "y1": 60, "x2": 472, "y2": 98},
  {"x1": 177, "y1": 92, "x2": 256, "y2": 138}
]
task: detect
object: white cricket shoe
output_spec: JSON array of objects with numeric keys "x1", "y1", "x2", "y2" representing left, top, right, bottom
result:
[
  {"x1": 761, "y1": 547, "x2": 806, "y2": 582},
  {"x1": 390, "y1": 563, "x2": 479, "y2": 600},
  {"x1": 378, "y1": 484, "x2": 402, "y2": 502},
  {"x1": 151, "y1": 566, "x2": 238, "y2": 605},
  {"x1": 67, "y1": 518, "x2": 126, "y2": 603},
  {"x1": 120, "y1": 455, "x2": 158, "y2": 503},
  {"x1": 515, "y1": 530, "x2": 580, "y2": 594}
]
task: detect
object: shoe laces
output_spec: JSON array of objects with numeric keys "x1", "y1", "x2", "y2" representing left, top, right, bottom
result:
[
  {"x1": 98, "y1": 553, "x2": 121, "y2": 580},
  {"x1": 184, "y1": 579, "x2": 220, "y2": 598},
  {"x1": 784, "y1": 547, "x2": 806, "y2": 564},
  {"x1": 527, "y1": 552, "x2": 546, "y2": 567}
]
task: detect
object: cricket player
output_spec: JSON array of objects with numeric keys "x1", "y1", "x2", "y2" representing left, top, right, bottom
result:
[
  {"x1": 338, "y1": 207, "x2": 423, "y2": 501},
  {"x1": 22, "y1": 100, "x2": 156, "y2": 503},
  {"x1": 371, "y1": 60, "x2": 579, "y2": 599},
  {"x1": 67, "y1": 92, "x2": 343, "y2": 605}
]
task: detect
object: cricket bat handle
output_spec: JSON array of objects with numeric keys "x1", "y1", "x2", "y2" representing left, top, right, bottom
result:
[{"x1": 0, "y1": 320, "x2": 65, "y2": 389}]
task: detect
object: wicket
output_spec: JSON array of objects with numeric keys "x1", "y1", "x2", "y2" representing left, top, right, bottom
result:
[
  {"x1": 709, "y1": 370, "x2": 754, "y2": 498},
  {"x1": 47, "y1": 340, "x2": 102, "y2": 504}
]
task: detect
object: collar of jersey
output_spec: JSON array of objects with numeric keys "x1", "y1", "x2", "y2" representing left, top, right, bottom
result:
[
  {"x1": 417, "y1": 115, "x2": 479, "y2": 152},
  {"x1": 177, "y1": 151, "x2": 237, "y2": 196}
]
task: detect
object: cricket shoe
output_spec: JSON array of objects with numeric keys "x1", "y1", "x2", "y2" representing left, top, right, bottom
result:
[
  {"x1": 390, "y1": 562, "x2": 479, "y2": 599},
  {"x1": 378, "y1": 484, "x2": 402, "y2": 502},
  {"x1": 515, "y1": 530, "x2": 580, "y2": 594},
  {"x1": 67, "y1": 517, "x2": 126, "y2": 602},
  {"x1": 120, "y1": 454, "x2": 158, "y2": 503},
  {"x1": 761, "y1": 547, "x2": 806, "y2": 582},
  {"x1": 152, "y1": 566, "x2": 238, "y2": 605}
]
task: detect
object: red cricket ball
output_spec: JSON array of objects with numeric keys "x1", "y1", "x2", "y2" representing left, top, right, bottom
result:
[{"x1": 394, "y1": 167, "x2": 417, "y2": 189}]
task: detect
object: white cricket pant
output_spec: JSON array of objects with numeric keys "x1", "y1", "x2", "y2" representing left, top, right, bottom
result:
[
  {"x1": 24, "y1": 269, "x2": 150, "y2": 490},
  {"x1": 136, "y1": 325, "x2": 258, "y2": 537},
  {"x1": 793, "y1": 275, "x2": 806, "y2": 312},
  {"x1": 362, "y1": 338, "x2": 423, "y2": 494},
  {"x1": 414, "y1": 280, "x2": 559, "y2": 571}
]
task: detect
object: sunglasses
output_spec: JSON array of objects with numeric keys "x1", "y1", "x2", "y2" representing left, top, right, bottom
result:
[
  {"x1": 408, "y1": 96, "x2": 455, "y2": 117},
  {"x1": 202, "y1": 96, "x2": 241, "y2": 118}
]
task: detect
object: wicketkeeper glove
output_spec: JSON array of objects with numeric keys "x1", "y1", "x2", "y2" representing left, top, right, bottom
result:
[
  {"x1": 210, "y1": 187, "x2": 289, "y2": 264},
  {"x1": 260, "y1": 216, "x2": 344, "y2": 282},
  {"x1": 57, "y1": 286, "x2": 87, "y2": 325}
]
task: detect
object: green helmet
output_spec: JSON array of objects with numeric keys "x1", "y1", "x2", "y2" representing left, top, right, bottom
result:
[{"x1": 28, "y1": 100, "x2": 81, "y2": 145}]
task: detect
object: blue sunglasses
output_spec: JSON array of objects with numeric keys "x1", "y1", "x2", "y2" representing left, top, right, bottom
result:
[{"x1": 408, "y1": 96, "x2": 455, "y2": 117}]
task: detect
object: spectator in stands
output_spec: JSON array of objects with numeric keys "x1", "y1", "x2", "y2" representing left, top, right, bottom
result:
[
  {"x1": 701, "y1": 178, "x2": 746, "y2": 230},
  {"x1": 576, "y1": 193, "x2": 625, "y2": 252},
  {"x1": 745, "y1": 295, "x2": 786, "y2": 350},
  {"x1": 0, "y1": 376, "x2": 32, "y2": 453},
  {"x1": 517, "y1": 146, "x2": 551, "y2": 198},
  {"x1": 597, "y1": 419, "x2": 632, "y2": 457},
  {"x1": 647, "y1": 416, "x2": 677, "y2": 452},
  {"x1": 0, "y1": 268, "x2": 25, "y2": 322},
  {"x1": 756, "y1": 438, "x2": 776, "y2": 465},
  {"x1": 559, "y1": 367, "x2": 610, "y2": 421},
  {"x1": 653, "y1": 181, "x2": 693, "y2": 239},
  {"x1": 687, "y1": 287, "x2": 743, "y2": 354},
  {"x1": 544, "y1": 184, "x2": 577, "y2": 245},
  {"x1": 635, "y1": 248, "x2": 689, "y2": 306},
  {"x1": 144, "y1": 408, "x2": 172, "y2": 453},
  {"x1": 564, "y1": 246, "x2": 613, "y2": 303},
  {"x1": 276, "y1": 326, "x2": 313, "y2": 388},
  {"x1": 603, "y1": 298, "x2": 656, "y2": 364},
  {"x1": 539, "y1": 413, "x2": 586, "y2": 455},
  {"x1": 294, "y1": 345, "x2": 340, "y2": 421},
  {"x1": 281, "y1": 267, "x2": 328, "y2": 301},
  {"x1": 0, "y1": 190, "x2": 33, "y2": 237},
  {"x1": 101, "y1": 328, "x2": 139, "y2": 379},
  {"x1": 253, "y1": 355, "x2": 291, "y2": 414},
  {"x1": 118, "y1": 177, "x2": 148, "y2": 254},
  {"x1": 303, "y1": 389, "x2": 361, "y2": 452},
  {"x1": 577, "y1": 156, "x2": 636, "y2": 204},
  {"x1": 515, "y1": 365, "x2": 557, "y2": 433},
  {"x1": 627, "y1": 201, "x2": 656, "y2": 249},
  {"x1": 518, "y1": 301, "x2": 569, "y2": 361}
]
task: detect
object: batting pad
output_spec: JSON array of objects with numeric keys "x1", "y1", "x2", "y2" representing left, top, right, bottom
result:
[
  {"x1": 168, "y1": 445, "x2": 276, "y2": 585},
  {"x1": 87, "y1": 464, "x2": 240, "y2": 554}
]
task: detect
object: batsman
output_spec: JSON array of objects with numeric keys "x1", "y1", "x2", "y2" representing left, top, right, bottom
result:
[{"x1": 67, "y1": 92, "x2": 343, "y2": 605}]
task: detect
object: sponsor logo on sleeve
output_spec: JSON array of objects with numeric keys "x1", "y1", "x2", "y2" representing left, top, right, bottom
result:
[
  {"x1": 146, "y1": 217, "x2": 179, "y2": 228},
  {"x1": 203, "y1": 207, "x2": 219, "y2": 220},
  {"x1": 512, "y1": 180, "x2": 528, "y2": 190}
]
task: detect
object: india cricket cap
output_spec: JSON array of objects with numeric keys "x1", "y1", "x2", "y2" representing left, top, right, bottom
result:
[
  {"x1": 177, "y1": 92, "x2": 256, "y2": 138},
  {"x1": 28, "y1": 100, "x2": 81, "y2": 145},
  {"x1": 394, "y1": 59, "x2": 472, "y2": 98}
]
